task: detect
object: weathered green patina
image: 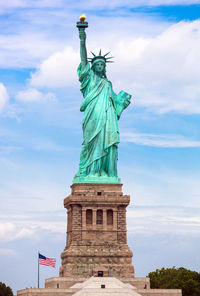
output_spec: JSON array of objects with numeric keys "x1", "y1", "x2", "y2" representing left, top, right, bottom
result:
[{"x1": 73, "y1": 17, "x2": 131, "y2": 184}]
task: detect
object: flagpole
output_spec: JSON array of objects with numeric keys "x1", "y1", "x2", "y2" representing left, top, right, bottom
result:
[{"x1": 38, "y1": 251, "x2": 40, "y2": 288}]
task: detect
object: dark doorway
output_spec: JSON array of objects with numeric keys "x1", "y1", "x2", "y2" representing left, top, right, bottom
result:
[{"x1": 98, "y1": 271, "x2": 103, "y2": 277}]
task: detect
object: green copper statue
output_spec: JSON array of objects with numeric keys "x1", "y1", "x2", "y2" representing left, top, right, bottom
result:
[{"x1": 73, "y1": 15, "x2": 131, "y2": 184}]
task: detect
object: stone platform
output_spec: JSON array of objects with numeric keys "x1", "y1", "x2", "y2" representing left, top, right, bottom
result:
[{"x1": 18, "y1": 276, "x2": 182, "y2": 296}]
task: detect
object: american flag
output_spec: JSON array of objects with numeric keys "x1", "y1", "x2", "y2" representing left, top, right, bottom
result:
[{"x1": 39, "y1": 253, "x2": 56, "y2": 268}]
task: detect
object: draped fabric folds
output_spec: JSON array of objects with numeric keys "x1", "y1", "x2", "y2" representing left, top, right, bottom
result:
[{"x1": 74, "y1": 62, "x2": 131, "y2": 180}]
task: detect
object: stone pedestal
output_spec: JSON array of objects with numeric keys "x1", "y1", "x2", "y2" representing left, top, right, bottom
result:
[
  {"x1": 59, "y1": 183, "x2": 134, "y2": 278},
  {"x1": 17, "y1": 183, "x2": 182, "y2": 296}
]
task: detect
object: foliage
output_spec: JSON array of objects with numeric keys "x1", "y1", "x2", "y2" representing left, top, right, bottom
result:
[
  {"x1": 148, "y1": 267, "x2": 200, "y2": 296},
  {"x1": 0, "y1": 282, "x2": 13, "y2": 296}
]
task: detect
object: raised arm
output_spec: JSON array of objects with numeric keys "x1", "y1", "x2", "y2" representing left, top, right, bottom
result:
[{"x1": 79, "y1": 29, "x2": 87, "y2": 68}]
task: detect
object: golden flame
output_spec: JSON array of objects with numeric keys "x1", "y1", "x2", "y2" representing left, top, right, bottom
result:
[{"x1": 80, "y1": 14, "x2": 86, "y2": 22}]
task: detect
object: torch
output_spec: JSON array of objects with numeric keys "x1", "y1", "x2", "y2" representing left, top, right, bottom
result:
[{"x1": 76, "y1": 14, "x2": 88, "y2": 31}]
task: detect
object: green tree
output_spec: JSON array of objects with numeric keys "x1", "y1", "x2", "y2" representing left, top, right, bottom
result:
[
  {"x1": 148, "y1": 267, "x2": 200, "y2": 296},
  {"x1": 0, "y1": 282, "x2": 13, "y2": 296}
]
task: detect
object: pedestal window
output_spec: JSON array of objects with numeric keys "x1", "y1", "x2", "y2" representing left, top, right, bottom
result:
[
  {"x1": 96, "y1": 209, "x2": 103, "y2": 225},
  {"x1": 86, "y1": 209, "x2": 92, "y2": 225},
  {"x1": 107, "y1": 209, "x2": 113, "y2": 225}
]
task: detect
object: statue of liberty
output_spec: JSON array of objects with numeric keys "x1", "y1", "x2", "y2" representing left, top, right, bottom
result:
[{"x1": 73, "y1": 15, "x2": 131, "y2": 184}]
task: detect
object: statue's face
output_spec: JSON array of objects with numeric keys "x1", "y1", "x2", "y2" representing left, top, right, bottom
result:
[{"x1": 94, "y1": 61, "x2": 105, "y2": 74}]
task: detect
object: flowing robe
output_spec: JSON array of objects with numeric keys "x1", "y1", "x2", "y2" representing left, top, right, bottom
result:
[{"x1": 75, "y1": 62, "x2": 131, "y2": 180}]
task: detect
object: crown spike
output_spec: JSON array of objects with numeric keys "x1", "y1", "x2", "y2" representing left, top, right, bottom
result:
[
  {"x1": 88, "y1": 49, "x2": 114, "y2": 64},
  {"x1": 104, "y1": 51, "x2": 111, "y2": 57}
]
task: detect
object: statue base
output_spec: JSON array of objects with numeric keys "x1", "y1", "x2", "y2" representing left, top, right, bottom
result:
[
  {"x1": 73, "y1": 175, "x2": 121, "y2": 184},
  {"x1": 17, "y1": 182, "x2": 182, "y2": 296},
  {"x1": 60, "y1": 183, "x2": 133, "y2": 278}
]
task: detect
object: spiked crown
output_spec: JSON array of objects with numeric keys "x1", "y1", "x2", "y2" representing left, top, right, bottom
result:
[{"x1": 88, "y1": 49, "x2": 114, "y2": 65}]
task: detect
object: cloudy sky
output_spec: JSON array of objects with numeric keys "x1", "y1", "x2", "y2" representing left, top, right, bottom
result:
[{"x1": 0, "y1": 0, "x2": 200, "y2": 293}]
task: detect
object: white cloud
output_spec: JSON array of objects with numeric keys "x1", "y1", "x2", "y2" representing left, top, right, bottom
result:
[
  {"x1": 0, "y1": 217, "x2": 65, "y2": 243},
  {"x1": 16, "y1": 88, "x2": 56, "y2": 102},
  {"x1": 0, "y1": 83, "x2": 9, "y2": 112},
  {"x1": 0, "y1": 33, "x2": 66, "y2": 68},
  {"x1": 0, "y1": 220, "x2": 64, "y2": 243},
  {"x1": 110, "y1": 20, "x2": 200, "y2": 114},
  {"x1": 0, "y1": 222, "x2": 35, "y2": 242},
  {"x1": 129, "y1": 0, "x2": 200, "y2": 5},
  {"x1": 0, "y1": 0, "x2": 64, "y2": 14},
  {"x1": 36, "y1": 221, "x2": 65, "y2": 233},
  {"x1": 121, "y1": 132, "x2": 200, "y2": 147},
  {"x1": 48, "y1": 0, "x2": 200, "y2": 10},
  {"x1": 29, "y1": 20, "x2": 200, "y2": 114},
  {"x1": 0, "y1": 8, "x2": 168, "y2": 68},
  {"x1": 127, "y1": 206, "x2": 200, "y2": 235},
  {"x1": 0, "y1": 0, "x2": 26, "y2": 12},
  {"x1": 30, "y1": 47, "x2": 79, "y2": 88},
  {"x1": 1, "y1": 0, "x2": 200, "y2": 12},
  {"x1": 0, "y1": 222, "x2": 15, "y2": 239}
]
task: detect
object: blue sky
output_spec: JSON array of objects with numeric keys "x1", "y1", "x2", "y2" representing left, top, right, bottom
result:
[{"x1": 0, "y1": 0, "x2": 200, "y2": 293}]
